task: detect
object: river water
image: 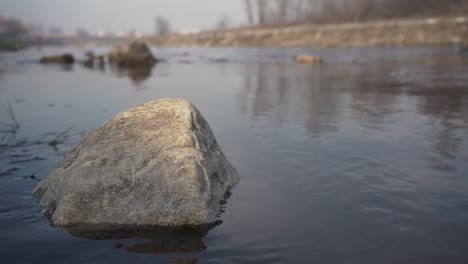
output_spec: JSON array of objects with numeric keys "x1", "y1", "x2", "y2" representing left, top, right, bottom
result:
[{"x1": 1, "y1": 46, "x2": 468, "y2": 263}]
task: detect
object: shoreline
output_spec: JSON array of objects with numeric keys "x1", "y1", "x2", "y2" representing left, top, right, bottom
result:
[{"x1": 145, "y1": 15, "x2": 468, "y2": 48}]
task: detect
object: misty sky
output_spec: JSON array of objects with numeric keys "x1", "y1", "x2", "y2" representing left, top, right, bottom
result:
[{"x1": 1, "y1": 0, "x2": 246, "y2": 34}]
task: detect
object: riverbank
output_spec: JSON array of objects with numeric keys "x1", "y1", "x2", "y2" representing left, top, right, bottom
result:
[
  {"x1": 0, "y1": 41, "x2": 28, "y2": 52},
  {"x1": 146, "y1": 15, "x2": 468, "y2": 47}
]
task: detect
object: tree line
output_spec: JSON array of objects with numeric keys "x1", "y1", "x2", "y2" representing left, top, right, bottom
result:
[
  {"x1": 0, "y1": 15, "x2": 33, "y2": 40},
  {"x1": 243, "y1": 0, "x2": 468, "y2": 26}
]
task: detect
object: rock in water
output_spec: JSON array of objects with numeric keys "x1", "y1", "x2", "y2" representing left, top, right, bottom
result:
[
  {"x1": 33, "y1": 98, "x2": 239, "y2": 227},
  {"x1": 108, "y1": 41, "x2": 156, "y2": 66},
  {"x1": 295, "y1": 54, "x2": 322, "y2": 64},
  {"x1": 39, "y1": 54, "x2": 75, "y2": 64}
]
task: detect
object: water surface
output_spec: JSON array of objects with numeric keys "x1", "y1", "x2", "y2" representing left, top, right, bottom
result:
[{"x1": 1, "y1": 46, "x2": 468, "y2": 263}]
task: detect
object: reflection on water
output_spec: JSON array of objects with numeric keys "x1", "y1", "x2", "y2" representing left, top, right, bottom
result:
[
  {"x1": 238, "y1": 62, "x2": 342, "y2": 135},
  {"x1": 65, "y1": 221, "x2": 221, "y2": 255},
  {"x1": 108, "y1": 64, "x2": 155, "y2": 87},
  {"x1": 77, "y1": 54, "x2": 155, "y2": 88},
  {"x1": 41, "y1": 62, "x2": 75, "y2": 72},
  {"x1": 81, "y1": 58, "x2": 105, "y2": 72},
  {"x1": 1, "y1": 46, "x2": 468, "y2": 263},
  {"x1": 237, "y1": 57, "x2": 468, "y2": 170}
]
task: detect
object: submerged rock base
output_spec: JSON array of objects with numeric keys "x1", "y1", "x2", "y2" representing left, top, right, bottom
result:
[{"x1": 65, "y1": 221, "x2": 222, "y2": 254}]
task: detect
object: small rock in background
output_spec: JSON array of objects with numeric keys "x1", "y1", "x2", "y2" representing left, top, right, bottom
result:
[
  {"x1": 40, "y1": 54, "x2": 75, "y2": 64},
  {"x1": 108, "y1": 41, "x2": 157, "y2": 66},
  {"x1": 295, "y1": 54, "x2": 322, "y2": 64}
]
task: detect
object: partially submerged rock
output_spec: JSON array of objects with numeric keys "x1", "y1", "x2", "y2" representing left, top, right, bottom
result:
[
  {"x1": 40, "y1": 54, "x2": 75, "y2": 64},
  {"x1": 33, "y1": 98, "x2": 239, "y2": 227},
  {"x1": 84, "y1": 51, "x2": 94, "y2": 58},
  {"x1": 295, "y1": 54, "x2": 322, "y2": 64},
  {"x1": 81, "y1": 51, "x2": 105, "y2": 70},
  {"x1": 108, "y1": 41, "x2": 157, "y2": 66}
]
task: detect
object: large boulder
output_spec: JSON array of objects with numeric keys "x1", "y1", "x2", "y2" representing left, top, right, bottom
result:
[
  {"x1": 33, "y1": 98, "x2": 239, "y2": 227},
  {"x1": 40, "y1": 53, "x2": 75, "y2": 64},
  {"x1": 108, "y1": 41, "x2": 157, "y2": 66}
]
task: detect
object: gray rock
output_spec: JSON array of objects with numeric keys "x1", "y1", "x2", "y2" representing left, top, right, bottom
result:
[
  {"x1": 33, "y1": 98, "x2": 239, "y2": 227},
  {"x1": 108, "y1": 41, "x2": 157, "y2": 66}
]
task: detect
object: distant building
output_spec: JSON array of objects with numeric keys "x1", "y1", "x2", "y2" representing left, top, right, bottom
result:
[
  {"x1": 104, "y1": 31, "x2": 115, "y2": 38},
  {"x1": 48, "y1": 27, "x2": 63, "y2": 37},
  {"x1": 134, "y1": 32, "x2": 144, "y2": 38},
  {"x1": 96, "y1": 30, "x2": 106, "y2": 38},
  {"x1": 180, "y1": 26, "x2": 200, "y2": 35},
  {"x1": 115, "y1": 31, "x2": 129, "y2": 38}
]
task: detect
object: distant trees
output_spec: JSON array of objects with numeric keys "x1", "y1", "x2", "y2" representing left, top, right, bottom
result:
[
  {"x1": 0, "y1": 16, "x2": 45, "y2": 49},
  {"x1": 75, "y1": 27, "x2": 90, "y2": 38},
  {"x1": 216, "y1": 14, "x2": 232, "y2": 31},
  {"x1": 345, "y1": 0, "x2": 372, "y2": 21},
  {"x1": 155, "y1": 16, "x2": 171, "y2": 36},
  {"x1": 0, "y1": 16, "x2": 30, "y2": 40},
  {"x1": 244, "y1": 0, "x2": 255, "y2": 25},
  {"x1": 257, "y1": 0, "x2": 268, "y2": 25},
  {"x1": 243, "y1": 0, "x2": 468, "y2": 26},
  {"x1": 128, "y1": 29, "x2": 136, "y2": 38},
  {"x1": 49, "y1": 27, "x2": 63, "y2": 36},
  {"x1": 277, "y1": 0, "x2": 290, "y2": 23}
]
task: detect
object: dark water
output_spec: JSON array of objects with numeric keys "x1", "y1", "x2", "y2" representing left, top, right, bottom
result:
[{"x1": 1, "y1": 46, "x2": 468, "y2": 263}]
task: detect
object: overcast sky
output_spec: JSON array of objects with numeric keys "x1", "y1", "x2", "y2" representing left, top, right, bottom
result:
[{"x1": 1, "y1": 0, "x2": 246, "y2": 34}]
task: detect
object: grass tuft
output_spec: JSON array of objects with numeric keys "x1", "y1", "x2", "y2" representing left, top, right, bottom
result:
[
  {"x1": 49, "y1": 124, "x2": 76, "y2": 146},
  {"x1": 1, "y1": 102, "x2": 20, "y2": 131}
]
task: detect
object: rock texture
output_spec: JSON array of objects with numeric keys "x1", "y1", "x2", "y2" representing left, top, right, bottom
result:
[
  {"x1": 39, "y1": 54, "x2": 75, "y2": 64},
  {"x1": 108, "y1": 41, "x2": 156, "y2": 66},
  {"x1": 33, "y1": 98, "x2": 239, "y2": 227}
]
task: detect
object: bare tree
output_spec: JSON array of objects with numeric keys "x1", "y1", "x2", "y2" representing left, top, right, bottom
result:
[
  {"x1": 257, "y1": 0, "x2": 268, "y2": 25},
  {"x1": 277, "y1": 0, "x2": 290, "y2": 23},
  {"x1": 75, "y1": 27, "x2": 90, "y2": 38},
  {"x1": 294, "y1": 0, "x2": 309, "y2": 22},
  {"x1": 353, "y1": 0, "x2": 372, "y2": 21},
  {"x1": 243, "y1": 0, "x2": 468, "y2": 26},
  {"x1": 0, "y1": 17, "x2": 29, "y2": 39},
  {"x1": 49, "y1": 27, "x2": 63, "y2": 36},
  {"x1": 128, "y1": 28, "x2": 136, "y2": 38},
  {"x1": 244, "y1": 0, "x2": 255, "y2": 25},
  {"x1": 314, "y1": 0, "x2": 339, "y2": 23},
  {"x1": 216, "y1": 13, "x2": 232, "y2": 31},
  {"x1": 155, "y1": 16, "x2": 171, "y2": 36}
]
